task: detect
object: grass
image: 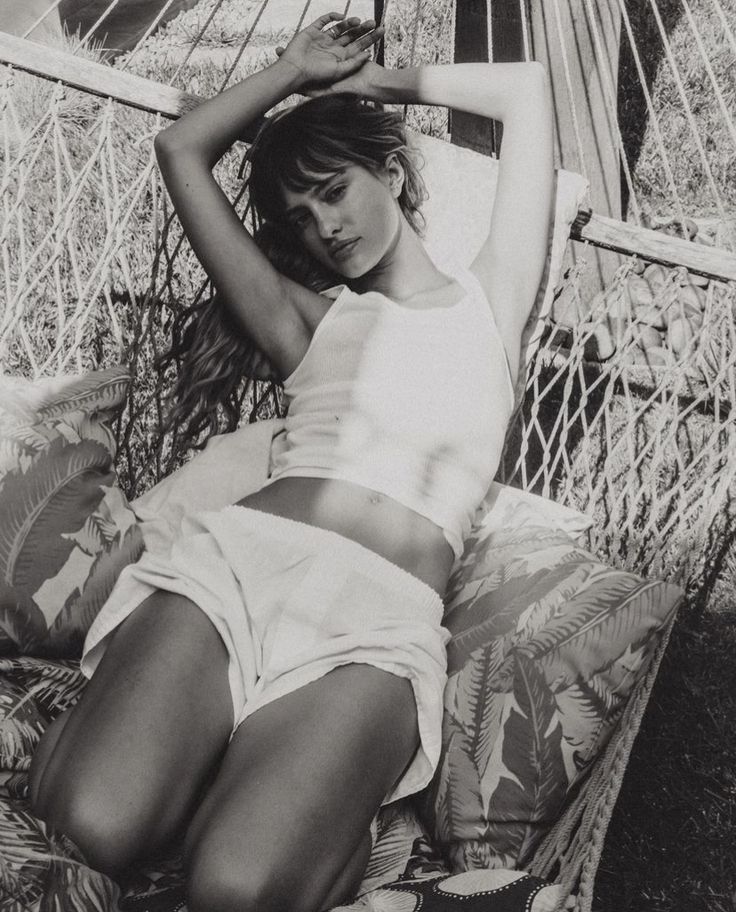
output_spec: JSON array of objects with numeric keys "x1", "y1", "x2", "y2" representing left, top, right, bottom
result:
[
  {"x1": 619, "y1": 0, "x2": 736, "y2": 223},
  {"x1": 595, "y1": 604, "x2": 736, "y2": 912},
  {"x1": 1, "y1": 0, "x2": 736, "y2": 908}
]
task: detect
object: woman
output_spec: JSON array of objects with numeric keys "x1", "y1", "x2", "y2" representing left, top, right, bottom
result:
[{"x1": 29, "y1": 14, "x2": 565, "y2": 912}]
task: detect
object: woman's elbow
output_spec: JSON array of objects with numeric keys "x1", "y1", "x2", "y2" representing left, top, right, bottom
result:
[
  {"x1": 153, "y1": 124, "x2": 198, "y2": 160},
  {"x1": 153, "y1": 129, "x2": 208, "y2": 177},
  {"x1": 153, "y1": 127, "x2": 177, "y2": 161}
]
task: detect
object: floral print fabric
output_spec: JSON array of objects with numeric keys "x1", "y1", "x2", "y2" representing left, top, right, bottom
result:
[
  {"x1": 419, "y1": 523, "x2": 682, "y2": 870},
  {"x1": 0, "y1": 368, "x2": 144, "y2": 657}
]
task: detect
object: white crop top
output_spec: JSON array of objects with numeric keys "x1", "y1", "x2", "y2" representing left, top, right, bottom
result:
[{"x1": 264, "y1": 266, "x2": 515, "y2": 559}]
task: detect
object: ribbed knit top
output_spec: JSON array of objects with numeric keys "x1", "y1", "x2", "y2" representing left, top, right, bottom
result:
[{"x1": 264, "y1": 266, "x2": 515, "y2": 559}]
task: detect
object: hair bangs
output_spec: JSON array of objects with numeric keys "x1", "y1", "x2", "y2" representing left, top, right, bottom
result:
[
  {"x1": 269, "y1": 140, "x2": 374, "y2": 219},
  {"x1": 247, "y1": 94, "x2": 427, "y2": 235}
]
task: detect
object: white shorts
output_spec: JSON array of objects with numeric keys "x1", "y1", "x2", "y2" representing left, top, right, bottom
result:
[{"x1": 81, "y1": 506, "x2": 449, "y2": 805}]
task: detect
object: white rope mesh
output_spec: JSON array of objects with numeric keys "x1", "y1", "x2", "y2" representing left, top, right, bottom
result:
[
  {"x1": 501, "y1": 258, "x2": 736, "y2": 584},
  {"x1": 21, "y1": 0, "x2": 65, "y2": 41},
  {"x1": 117, "y1": 0, "x2": 184, "y2": 72},
  {"x1": 70, "y1": 0, "x2": 123, "y2": 55},
  {"x1": 710, "y1": 0, "x2": 736, "y2": 60}
]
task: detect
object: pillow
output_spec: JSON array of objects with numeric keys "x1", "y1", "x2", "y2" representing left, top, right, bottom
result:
[
  {"x1": 0, "y1": 367, "x2": 144, "y2": 657},
  {"x1": 472, "y1": 482, "x2": 592, "y2": 539},
  {"x1": 131, "y1": 418, "x2": 286, "y2": 554},
  {"x1": 419, "y1": 518, "x2": 683, "y2": 871},
  {"x1": 412, "y1": 132, "x2": 589, "y2": 406},
  {"x1": 0, "y1": 655, "x2": 86, "y2": 773}
]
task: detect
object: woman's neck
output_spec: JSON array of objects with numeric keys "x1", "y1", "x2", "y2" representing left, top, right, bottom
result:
[{"x1": 352, "y1": 217, "x2": 450, "y2": 302}]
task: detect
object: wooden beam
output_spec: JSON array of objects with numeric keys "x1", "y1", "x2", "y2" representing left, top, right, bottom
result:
[
  {"x1": 489, "y1": 0, "x2": 528, "y2": 62},
  {"x1": 573, "y1": 209, "x2": 736, "y2": 283},
  {"x1": 374, "y1": 0, "x2": 385, "y2": 65},
  {"x1": 450, "y1": 0, "x2": 496, "y2": 155},
  {"x1": 2, "y1": 30, "x2": 735, "y2": 283},
  {"x1": 0, "y1": 30, "x2": 198, "y2": 117},
  {"x1": 531, "y1": 1, "x2": 625, "y2": 301},
  {"x1": 0, "y1": 30, "x2": 265, "y2": 139}
]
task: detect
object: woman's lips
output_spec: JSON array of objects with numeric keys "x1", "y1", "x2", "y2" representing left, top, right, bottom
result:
[{"x1": 330, "y1": 238, "x2": 360, "y2": 260}]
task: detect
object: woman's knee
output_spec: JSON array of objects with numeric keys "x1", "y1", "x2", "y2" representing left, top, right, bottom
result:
[
  {"x1": 31, "y1": 770, "x2": 141, "y2": 875},
  {"x1": 186, "y1": 832, "x2": 366, "y2": 912},
  {"x1": 187, "y1": 847, "x2": 287, "y2": 912},
  {"x1": 28, "y1": 711, "x2": 180, "y2": 877}
]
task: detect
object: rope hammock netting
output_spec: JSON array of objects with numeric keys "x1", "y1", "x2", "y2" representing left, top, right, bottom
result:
[{"x1": 0, "y1": 2, "x2": 735, "y2": 903}]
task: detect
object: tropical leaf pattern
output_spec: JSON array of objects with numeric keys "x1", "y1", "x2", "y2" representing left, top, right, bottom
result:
[
  {"x1": 0, "y1": 437, "x2": 114, "y2": 594},
  {"x1": 0, "y1": 582, "x2": 47, "y2": 656},
  {"x1": 25, "y1": 367, "x2": 130, "y2": 422},
  {"x1": 0, "y1": 795, "x2": 122, "y2": 911},
  {"x1": 423, "y1": 524, "x2": 683, "y2": 871},
  {"x1": 0, "y1": 657, "x2": 86, "y2": 772},
  {"x1": 0, "y1": 369, "x2": 142, "y2": 658},
  {"x1": 51, "y1": 524, "x2": 146, "y2": 656}
]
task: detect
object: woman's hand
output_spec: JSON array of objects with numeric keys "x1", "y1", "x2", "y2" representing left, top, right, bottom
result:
[{"x1": 275, "y1": 12, "x2": 384, "y2": 95}]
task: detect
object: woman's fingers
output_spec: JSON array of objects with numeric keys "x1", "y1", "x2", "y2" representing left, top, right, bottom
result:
[
  {"x1": 309, "y1": 12, "x2": 345, "y2": 32},
  {"x1": 310, "y1": 15, "x2": 380, "y2": 48},
  {"x1": 334, "y1": 18, "x2": 375, "y2": 45},
  {"x1": 345, "y1": 23, "x2": 384, "y2": 56},
  {"x1": 331, "y1": 16, "x2": 364, "y2": 42}
]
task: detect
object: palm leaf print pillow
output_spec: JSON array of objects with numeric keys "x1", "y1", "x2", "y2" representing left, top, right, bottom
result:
[
  {"x1": 0, "y1": 367, "x2": 144, "y2": 657},
  {"x1": 420, "y1": 520, "x2": 683, "y2": 871}
]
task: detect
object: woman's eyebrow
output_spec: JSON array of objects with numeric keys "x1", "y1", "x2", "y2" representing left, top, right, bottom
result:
[{"x1": 284, "y1": 171, "x2": 347, "y2": 217}]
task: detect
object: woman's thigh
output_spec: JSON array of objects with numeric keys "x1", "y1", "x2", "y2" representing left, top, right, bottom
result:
[
  {"x1": 29, "y1": 590, "x2": 234, "y2": 872},
  {"x1": 185, "y1": 662, "x2": 420, "y2": 912}
]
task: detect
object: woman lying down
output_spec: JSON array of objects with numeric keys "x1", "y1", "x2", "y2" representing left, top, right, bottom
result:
[{"x1": 29, "y1": 14, "x2": 575, "y2": 912}]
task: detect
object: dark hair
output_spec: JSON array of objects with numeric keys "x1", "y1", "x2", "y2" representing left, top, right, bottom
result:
[
  {"x1": 160, "y1": 94, "x2": 427, "y2": 452},
  {"x1": 247, "y1": 93, "x2": 427, "y2": 236}
]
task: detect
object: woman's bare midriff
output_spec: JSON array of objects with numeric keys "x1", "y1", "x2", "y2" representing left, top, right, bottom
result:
[{"x1": 236, "y1": 477, "x2": 455, "y2": 597}]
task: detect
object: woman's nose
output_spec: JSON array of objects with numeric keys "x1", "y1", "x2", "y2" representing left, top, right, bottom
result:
[{"x1": 314, "y1": 208, "x2": 341, "y2": 239}]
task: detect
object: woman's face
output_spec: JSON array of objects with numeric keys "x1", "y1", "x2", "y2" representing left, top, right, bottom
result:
[{"x1": 280, "y1": 161, "x2": 403, "y2": 280}]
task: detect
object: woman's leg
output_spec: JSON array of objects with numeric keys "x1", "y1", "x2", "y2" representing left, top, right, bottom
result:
[
  {"x1": 29, "y1": 590, "x2": 234, "y2": 876},
  {"x1": 183, "y1": 662, "x2": 421, "y2": 912}
]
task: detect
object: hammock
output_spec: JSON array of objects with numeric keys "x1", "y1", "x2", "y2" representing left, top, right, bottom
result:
[{"x1": 1, "y1": 0, "x2": 735, "y2": 907}]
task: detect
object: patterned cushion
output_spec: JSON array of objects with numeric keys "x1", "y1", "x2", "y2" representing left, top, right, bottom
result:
[
  {"x1": 0, "y1": 656, "x2": 86, "y2": 772},
  {"x1": 419, "y1": 520, "x2": 683, "y2": 870},
  {"x1": 0, "y1": 368, "x2": 144, "y2": 657}
]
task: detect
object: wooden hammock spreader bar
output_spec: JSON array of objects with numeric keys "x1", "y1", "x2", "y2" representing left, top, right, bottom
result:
[
  {"x1": 3, "y1": 29, "x2": 736, "y2": 284},
  {"x1": 571, "y1": 208, "x2": 736, "y2": 283},
  {"x1": 0, "y1": 31, "x2": 266, "y2": 139}
]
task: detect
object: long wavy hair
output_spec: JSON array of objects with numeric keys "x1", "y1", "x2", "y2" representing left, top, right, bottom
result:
[{"x1": 159, "y1": 93, "x2": 428, "y2": 452}]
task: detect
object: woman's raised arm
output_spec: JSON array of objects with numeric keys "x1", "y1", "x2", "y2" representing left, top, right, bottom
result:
[
  {"x1": 153, "y1": 13, "x2": 382, "y2": 380},
  {"x1": 340, "y1": 61, "x2": 554, "y2": 382}
]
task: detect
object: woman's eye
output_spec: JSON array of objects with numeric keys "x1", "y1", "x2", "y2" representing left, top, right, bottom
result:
[
  {"x1": 292, "y1": 214, "x2": 309, "y2": 231},
  {"x1": 327, "y1": 185, "x2": 346, "y2": 201}
]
